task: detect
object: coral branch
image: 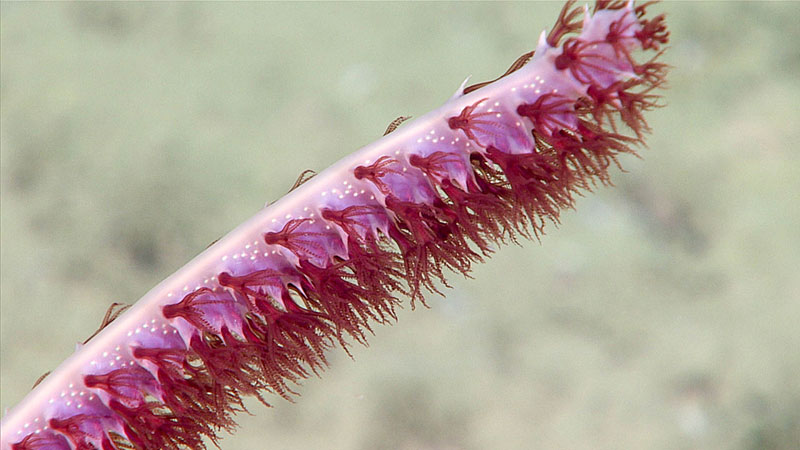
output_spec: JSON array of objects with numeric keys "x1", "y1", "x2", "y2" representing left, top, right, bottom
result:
[{"x1": 2, "y1": 2, "x2": 668, "y2": 449}]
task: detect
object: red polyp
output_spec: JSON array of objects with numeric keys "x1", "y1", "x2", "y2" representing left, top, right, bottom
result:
[
  {"x1": 187, "y1": 330, "x2": 270, "y2": 404},
  {"x1": 384, "y1": 194, "x2": 481, "y2": 301},
  {"x1": 438, "y1": 178, "x2": 514, "y2": 253},
  {"x1": 298, "y1": 258, "x2": 399, "y2": 341},
  {"x1": 11, "y1": 431, "x2": 72, "y2": 450},
  {"x1": 131, "y1": 345, "x2": 189, "y2": 374},
  {"x1": 83, "y1": 366, "x2": 156, "y2": 409},
  {"x1": 263, "y1": 218, "x2": 345, "y2": 267},
  {"x1": 547, "y1": 0, "x2": 584, "y2": 47},
  {"x1": 446, "y1": 97, "x2": 490, "y2": 144},
  {"x1": 409, "y1": 151, "x2": 468, "y2": 185},
  {"x1": 162, "y1": 287, "x2": 239, "y2": 335},
  {"x1": 447, "y1": 98, "x2": 530, "y2": 152},
  {"x1": 321, "y1": 204, "x2": 407, "y2": 297},
  {"x1": 516, "y1": 93, "x2": 579, "y2": 138},
  {"x1": 242, "y1": 301, "x2": 335, "y2": 395},
  {"x1": 612, "y1": 81, "x2": 661, "y2": 135},
  {"x1": 485, "y1": 145, "x2": 569, "y2": 232},
  {"x1": 321, "y1": 204, "x2": 390, "y2": 248},
  {"x1": 339, "y1": 235, "x2": 406, "y2": 293},
  {"x1": 108, "y1": 399, "x2": 210, "y2": 450},
  {"x1": 48, "y1": 413, "x2": 114, "y2": 450},
  {"x1": 218, "y1": 267, "x2": 299, "y2": 314},
  {"x1": 555, "y1": 38, "x2": 618, "y2": 86},
  {"x1": 634, "y1": 2, "x2": 669, "y2": 50},
  {"x1": 353, "y1": 156, "x2": 404, "y2": 195},
  {"x1": 131, "y1": 345, "x2": 240, "y2": 431}
]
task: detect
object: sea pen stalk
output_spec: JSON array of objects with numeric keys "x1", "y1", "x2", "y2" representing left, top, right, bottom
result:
[{"x1": 1, "y1": 1, "x2": 668, "y2": 448}]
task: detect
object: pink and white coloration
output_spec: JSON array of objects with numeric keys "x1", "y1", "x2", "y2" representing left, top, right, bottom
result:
[{"x1": 1, "y1": 1, "x2": 668, "y2": 449}]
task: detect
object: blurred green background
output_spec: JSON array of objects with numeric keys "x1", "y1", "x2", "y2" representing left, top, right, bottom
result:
[{"x1": 2, "y1": 2, "x2": 799, "y2": 449}]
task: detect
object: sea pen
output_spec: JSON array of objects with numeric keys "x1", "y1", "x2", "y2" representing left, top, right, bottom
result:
[{"x1": 1, "y1": 1, "x2": 668, "y2": 448}]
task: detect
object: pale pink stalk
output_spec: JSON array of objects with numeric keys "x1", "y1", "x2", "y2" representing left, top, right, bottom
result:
[{"x1": 1, "y1": 2, "x2": 668, "y2": 449}]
